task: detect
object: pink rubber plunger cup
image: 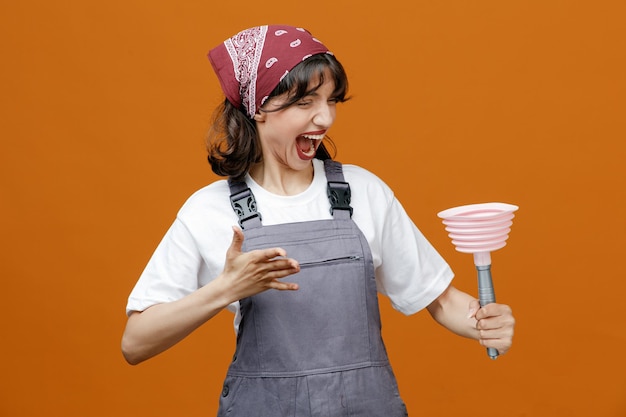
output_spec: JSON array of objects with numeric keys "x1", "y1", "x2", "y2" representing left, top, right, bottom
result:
[{"x1": 437, "y1": 202, "x2": 519, "y2": 360}]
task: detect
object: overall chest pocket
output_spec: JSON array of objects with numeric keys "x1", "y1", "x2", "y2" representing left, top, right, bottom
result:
[{"x1": 237, "y1": 225, "x2": 375, "y2": 374}]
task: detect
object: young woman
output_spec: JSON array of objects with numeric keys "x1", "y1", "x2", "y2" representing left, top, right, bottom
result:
[{"x1": 122, "y1": 24, "x2": 515, "y2": 416}]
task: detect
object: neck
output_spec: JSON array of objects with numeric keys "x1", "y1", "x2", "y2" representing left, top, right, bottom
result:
[{"x1": 249, "y1": 161, "x2": 314, "y2": 196}]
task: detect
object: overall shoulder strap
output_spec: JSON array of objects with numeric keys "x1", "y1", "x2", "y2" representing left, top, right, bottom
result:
[
  {"x1": 324, "y1": 160, "x2": 353, "y2": 219},
  {"x1": 227, "y1": 160, "x2": 353, "y2": 227},
  {"x1": 227, "y1": 178, "x2": 262, "y2": 229}
]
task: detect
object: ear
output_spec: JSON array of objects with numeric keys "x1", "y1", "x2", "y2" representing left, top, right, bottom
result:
[{"x1": 253, "y1": 111, "x2": 266, "y2": 122}]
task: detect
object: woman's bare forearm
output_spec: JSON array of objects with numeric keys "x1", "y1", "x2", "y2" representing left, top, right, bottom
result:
[
  {"x1": 426, "y1": 285, "x2": 480, "y2": 340},
  {"x1": 427, "y1": 284, "x2": 515, "y2": 354},
  {"x1": 121, "y1": 277, "x2": 232, "y2": 365}
]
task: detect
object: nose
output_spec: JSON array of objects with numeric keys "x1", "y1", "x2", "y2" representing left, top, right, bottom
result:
[{"x1": 313, "y1": 102, "x2": 335, "y2": 128}]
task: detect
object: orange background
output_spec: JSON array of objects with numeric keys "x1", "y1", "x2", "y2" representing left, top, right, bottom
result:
[{"x1": 1, "y1": 1, "x2": 625, "y2": 416}]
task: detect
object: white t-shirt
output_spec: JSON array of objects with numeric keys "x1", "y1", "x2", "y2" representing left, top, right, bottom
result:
[{"x1": 126, "y1": 159, "x2": 454, "y2": 332}]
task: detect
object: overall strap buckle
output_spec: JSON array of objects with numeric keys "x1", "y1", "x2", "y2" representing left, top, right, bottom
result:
[
  {"x1": 324, "y1": 159, "x2": 353, "y2": 218},
  {"x1": 228, "y1": 180, "x2": 262, "y2": 229},
  {"x1": 327, "y1": 181, "x2": 353, "y2": 217}
]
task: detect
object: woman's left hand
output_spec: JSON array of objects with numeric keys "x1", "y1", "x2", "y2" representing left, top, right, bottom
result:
[{"x1": 468, "y1": 300, "x2": 515, "y2": 355}]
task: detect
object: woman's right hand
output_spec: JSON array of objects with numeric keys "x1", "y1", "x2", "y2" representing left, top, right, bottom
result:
[
  {"x1": 121, "y1": 226, "x2": 300, "y2": 365},
  {"x1": 219, "y1": 226, "x2": 300, "y2": 301}
]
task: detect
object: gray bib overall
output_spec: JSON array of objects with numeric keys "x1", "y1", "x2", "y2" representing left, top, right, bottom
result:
[{"x1": 218, "y1": 160, "x2": 408, "y2": 416}]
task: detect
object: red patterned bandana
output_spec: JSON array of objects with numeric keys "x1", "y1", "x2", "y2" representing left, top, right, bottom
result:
[{"x1": 208, "y1": 25, "x2": 331, "y2": 117}]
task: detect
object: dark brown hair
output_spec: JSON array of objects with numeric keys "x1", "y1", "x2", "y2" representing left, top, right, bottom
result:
[{"x1": 206, "y1": 53, "x2": 349, "y2": 180}]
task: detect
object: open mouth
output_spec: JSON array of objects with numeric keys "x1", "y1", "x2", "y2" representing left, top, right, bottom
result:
[{"x1": 296, "y1": 134, "x2": 324, "y2": 159}]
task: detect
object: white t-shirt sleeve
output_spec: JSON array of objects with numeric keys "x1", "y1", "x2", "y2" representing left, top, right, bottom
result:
[
  {"x1": 126, "y1": 217, "x2": 206, "y2": 316},
  {"x1": 375, "y1": 197, "x2": 454, "y2": 316},
  {"x1": 343, "y1": 164, "x2": 453, "y2": 316}
]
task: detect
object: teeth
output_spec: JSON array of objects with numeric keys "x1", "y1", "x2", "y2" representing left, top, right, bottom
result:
[
  {"x1": 302, "y1": 134, "x2": 324, "y2": 140},
  {"x1": 300, "y1": 134, "x2": 323, "y2": 155}
]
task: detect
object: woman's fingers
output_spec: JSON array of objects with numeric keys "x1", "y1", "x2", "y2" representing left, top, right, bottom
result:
[
  {"x1": 226, "y1": 226, "x2": 245, "y2": 259},
  {"x1": 222, "y1": 228, "x2": 301, "y2": 296},
  {"x1": 474, "y1": 303, "x2": 515, "y2": 354},
  {"x1": 267, "y1": 279, "x2": 299, "y2": 291}
]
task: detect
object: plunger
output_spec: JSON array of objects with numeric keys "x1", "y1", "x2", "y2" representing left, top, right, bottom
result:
[{"x1": 437, "y1": 202, "x2": 518, "y2": 359}]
